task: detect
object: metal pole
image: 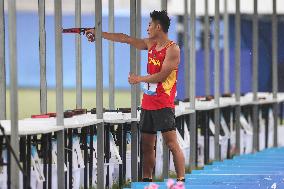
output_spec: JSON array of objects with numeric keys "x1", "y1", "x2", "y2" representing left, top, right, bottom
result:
[
  {"x1": 252, "y1": 0, "x2": 258, "y2": 102},
  {"x1": 183, "y1": 0, "x2": 190, "y2": 173},
  {"x1": 54, "y1": 0, "x2": 65, "y2": 188},
  {"x1": 161, "y1": 0, "x2": 170, "y2": 179},
  {"x1": 189, "y1": 0, "x2": 197, "y2": 170},
  {"x1": 204, "y1": 0, "x2": 210, "y2": 96},
  {"x1": 0, "y1": 0, "x2": 5, "y2": 120},
  {"x1": 95, "y1": 0, "x2": 105, "y2": 187},
  {"x1": 8, "y1": 0, "x2": 19, "y2": 188},
  {"x1": 184, "y1": 0, "x2": 189, "y2": 98},
  {"x1": 272, "y1": 0, "x2": 278, "y2": 147},
  {"x1": 252, "y1": 0, "x2": 259, "y2": 152},
  {"x1": 161, "y1": 0, "x2": 167, "y2": 11},
  {"x1": 214, "y1": 0, "x2": 221, "y2": 161},
  {"x1": 75, "y1": 0, "x2": 82, "y2": 109},
  {"x1": 38, "y1": 0, "x2": 47, "y2": 114},
  {"x1": 235, "y1": 0, "x2": 241, "y2": 155},
  {"x1": 136, "y1": 0, "x2": 141, "y2": 106},
  {"x1": 130, "y1": 0, "x2": 138, "y2": 182},
  {"x1": 135, "y1": 5, "x2": 141, "y2": 180},
  {"x1": 223, "y1": 0, "x2": 230, "y2": 94},
  {"x1": 109, "y1": 0, "x2": 115, "y2": 109}
]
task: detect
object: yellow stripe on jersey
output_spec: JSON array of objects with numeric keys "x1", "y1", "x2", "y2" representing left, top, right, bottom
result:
[
  {"x1": 165, "y1": 41, "x2": 174, "y2": 49},
  {"x1": 162, "y1": 70, "x2": 177, "y2": 96}
]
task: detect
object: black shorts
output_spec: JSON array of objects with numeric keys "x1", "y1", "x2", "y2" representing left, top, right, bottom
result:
[{"x1": 139, "y1": 108, "x2": 176, "y2": 134}]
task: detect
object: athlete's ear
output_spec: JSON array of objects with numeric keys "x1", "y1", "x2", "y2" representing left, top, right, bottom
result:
[{"x1": 156, "y1": 23, "x2": 161, "y2": 31}]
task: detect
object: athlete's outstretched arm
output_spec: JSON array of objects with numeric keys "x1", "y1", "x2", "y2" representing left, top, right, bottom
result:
[
  {"x1": 85, "y1": 29, "x2": 149, "y2": 50},
  {"x1": 128, "y1": 44, "x2": 180, "y2": 84}
]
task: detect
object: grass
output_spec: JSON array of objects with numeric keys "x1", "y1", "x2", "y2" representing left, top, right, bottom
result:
[{"x1": 3, "y1": 88, "x2": 139, "y2": 119}]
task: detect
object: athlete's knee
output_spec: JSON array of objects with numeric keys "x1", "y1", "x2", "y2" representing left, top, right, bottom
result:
[{"x1": 165, "y1": 140, "x2": 179, "y2": 152}]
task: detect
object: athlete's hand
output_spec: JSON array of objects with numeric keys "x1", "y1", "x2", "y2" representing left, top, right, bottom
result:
[
  {"x1": 128, "y1": 73, "x2": 141, "y2": 84},
  {"x1": 85, "y1": 29, "x2": 95, "y2": 42}
]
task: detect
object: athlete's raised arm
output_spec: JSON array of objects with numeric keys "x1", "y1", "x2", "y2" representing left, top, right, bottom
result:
[{"x1": 85, "y1": 29, "x2": 153, "y2": 50}]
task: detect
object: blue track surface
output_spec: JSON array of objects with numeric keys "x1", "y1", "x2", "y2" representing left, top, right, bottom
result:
[{"x1": 126, "y1": 147, "x2": 284, "y2": 189}]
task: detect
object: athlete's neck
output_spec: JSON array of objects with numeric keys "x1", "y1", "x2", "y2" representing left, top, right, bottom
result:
[{"x1": 154, "y1": 33, "x2": 170, "y2": 49}]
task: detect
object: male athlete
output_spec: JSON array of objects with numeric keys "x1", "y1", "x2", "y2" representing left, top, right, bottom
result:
[{"x1": 86, "y1": 10, "x2": 185, "y2": 182}]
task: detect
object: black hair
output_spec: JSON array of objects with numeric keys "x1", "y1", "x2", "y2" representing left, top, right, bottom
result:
[{"x1": 150, "y1": 10, "x2": 170, "y2": 33}]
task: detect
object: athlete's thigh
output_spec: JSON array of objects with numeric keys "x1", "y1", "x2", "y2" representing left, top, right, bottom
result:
[{"x1": 161, "y1": 130, "x2": 177, "y2": 146}]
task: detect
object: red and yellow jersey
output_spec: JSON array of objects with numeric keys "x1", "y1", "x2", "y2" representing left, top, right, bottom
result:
[{"x1": 141, "y1": 41, "x2": 178, "y2": 110}]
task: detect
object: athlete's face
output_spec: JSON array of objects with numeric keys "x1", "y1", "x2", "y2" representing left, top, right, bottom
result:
[{"x1": 147, "y1": 20, "x2": 160, "y2": 38}]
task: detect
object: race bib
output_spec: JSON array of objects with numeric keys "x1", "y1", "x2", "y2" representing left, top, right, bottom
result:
[{"x1": 142, "y1": 83, "x2": 158, "y2": 96}]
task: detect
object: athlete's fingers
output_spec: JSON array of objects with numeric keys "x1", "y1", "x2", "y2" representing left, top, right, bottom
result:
[
  {"x1": 128, "y1": 74, "x2": 134, "y2": 84},
  {"x1": 128, "y1": 75, "x2": 134, "y2": 84},
  {"x1": 128, "y1": 73, "x2": 135, "y2": 81},
  {"x1": 86, "y1": 28, "x2": 95, "y2": 32},
  {"x1": 85, "y1": 30, "x2": 95, "y2": 42},
  {"x1": 128, "y1": 73, "x2": 140, "y2": 85}
]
